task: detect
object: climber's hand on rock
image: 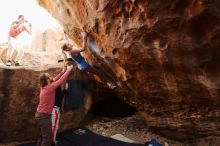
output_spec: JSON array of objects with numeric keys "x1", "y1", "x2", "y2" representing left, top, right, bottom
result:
[
  {"x1": 81, "y1": 31, "x2": 87, "y2": 39},
  {"x1": 67, "y1": 65, "x2": 73, "y2": 71}
]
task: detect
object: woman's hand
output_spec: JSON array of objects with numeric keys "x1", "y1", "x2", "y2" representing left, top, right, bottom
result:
[
  {"x1": 61, "y1": 66, "x2": 67, "y2": 73},
  {"x1": 67, "y1": 65, "x2": 73, "y2": 71}
]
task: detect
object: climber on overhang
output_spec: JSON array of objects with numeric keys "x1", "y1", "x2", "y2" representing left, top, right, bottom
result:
[{"x1": 62, "y1": 31, "x2": 117, "y2": 89}]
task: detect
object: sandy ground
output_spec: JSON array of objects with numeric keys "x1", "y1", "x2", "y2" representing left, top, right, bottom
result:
[{"x1": 85, "y1": 114, "x2": 189, "y2": 146}]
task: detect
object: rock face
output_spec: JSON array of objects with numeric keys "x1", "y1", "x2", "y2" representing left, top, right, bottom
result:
[
  {"x1": 31, "y1": 27, "x2": 64, "y2": 52},
  {"x1": 0, "y1": 65, "x2": 90, "y2": 142},
  {"x1": 36, "y1": 0, "x2": 220, "y2": 141},
  {"x1": 0, "y1": 29, "x2": 93, "y2": 143}
]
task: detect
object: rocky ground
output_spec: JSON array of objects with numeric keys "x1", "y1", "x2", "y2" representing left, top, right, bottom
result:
[
  {"x1": 85, "y1": 114, "x2": 188, "y2": 146},
  {"x1": 0, "y1": 114, "x2": 188, "y2": 146}
]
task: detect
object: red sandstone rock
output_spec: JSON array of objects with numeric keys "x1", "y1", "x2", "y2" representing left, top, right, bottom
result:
[
  {"x1": 0, "y1": 66, "x2": 90, "y2": 142},
  {"x1": 36, "y1": 0, "x2": 220, "y2": 141},
  {"x1": 1, "y1": 0, "x2": 220, "y2": 144}
]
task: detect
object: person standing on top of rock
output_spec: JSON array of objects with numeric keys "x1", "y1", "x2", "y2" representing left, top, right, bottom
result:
[
  {"x1": 62, "y1": 31, "x2": 117, "y2": 89},
  {"x1": 6, "y1": 14, "x2": 32, "y2": 66},
  {"x1": 35, "y1": 65, "x2": 73, "y2": 146}
]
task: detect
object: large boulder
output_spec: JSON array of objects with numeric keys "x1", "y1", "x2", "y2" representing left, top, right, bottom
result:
[
  {"x1": 0, "y1": 65, "x2": 91, "y2": 142},
  {"x1": 37, "y1": 0, "x2": 220, "y2": 141}
]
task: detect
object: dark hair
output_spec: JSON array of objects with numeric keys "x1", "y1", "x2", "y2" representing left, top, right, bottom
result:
[
  {"x1": 18, "y1": 15, "x2": 24, "y2": 19},
  {"x1": 39, "y1": 73, "x2": 49, "y2": 87},
  {"x1": 62, "y1": 43, "x2": 68, "y2": 51}
]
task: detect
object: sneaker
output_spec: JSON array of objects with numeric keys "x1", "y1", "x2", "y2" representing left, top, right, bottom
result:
[
  {"x1": 5, "y1": 60, "x2": 11, "y2": 66},
  {"x1": 15, "y1": 62, "x2": 22, "y2": 66},
  {"x1": 107, "y1": 82, "x2": 117, "y2": 89}
]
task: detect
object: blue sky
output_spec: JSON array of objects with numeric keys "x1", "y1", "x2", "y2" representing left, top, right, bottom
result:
[{"x1": 0, "y1": 0, "x2": 60, "y2": 43}]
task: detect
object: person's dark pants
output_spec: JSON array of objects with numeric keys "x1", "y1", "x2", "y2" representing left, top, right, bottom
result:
[
  {"x1": 35, "y1": 112, "x2": 52, "y2": 146},
  {"x1": 85, "y1": 65, "x2": 107, "y2": 82}
]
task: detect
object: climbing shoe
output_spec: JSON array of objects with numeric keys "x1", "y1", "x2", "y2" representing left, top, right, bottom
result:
[
  {"x1": 15, "y1": 62, "x2": 22, "y2": 66},
  {"x1": 5, "y1": 60, "x2": 11, "y2": 66}
]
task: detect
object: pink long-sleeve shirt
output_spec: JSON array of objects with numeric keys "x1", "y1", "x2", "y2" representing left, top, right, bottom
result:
[{"x1": 36, "y1": 70, "x2": 71, "y2": 114}]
